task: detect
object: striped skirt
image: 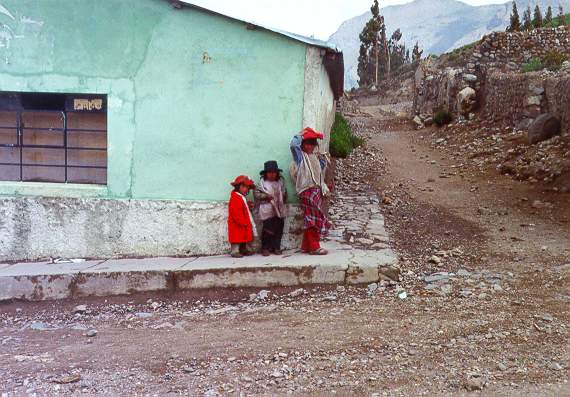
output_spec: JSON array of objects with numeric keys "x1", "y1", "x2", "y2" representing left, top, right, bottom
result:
[{"x1": 299, "y1": 187, "x2": 331, "y2": 235}]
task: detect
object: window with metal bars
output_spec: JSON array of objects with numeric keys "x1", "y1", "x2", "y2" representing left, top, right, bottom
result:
[{"x1": 0, "y1": 92, "x2": 107, "y2": 185}]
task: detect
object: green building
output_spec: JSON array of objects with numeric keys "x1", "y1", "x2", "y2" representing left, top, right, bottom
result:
[{"x1": 0, "y1": 0, "x2": 343, "y2": 261}]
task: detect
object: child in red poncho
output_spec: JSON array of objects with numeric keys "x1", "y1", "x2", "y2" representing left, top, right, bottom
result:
[{"x1": 228, "y1": 175, "x2": 257, "y2": 258}]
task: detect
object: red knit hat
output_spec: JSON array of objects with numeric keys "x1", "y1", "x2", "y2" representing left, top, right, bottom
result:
[
  {"x1": 301, "y1": 127, "x2": 324, "y2": 140},
  {"x1": 230, "y1": 175, "x2": 255, "y2": 188}
]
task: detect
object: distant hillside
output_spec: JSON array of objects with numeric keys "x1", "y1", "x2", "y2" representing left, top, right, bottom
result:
[{"x1": 329, "y1": 0, "x2": 570, "y2": 88}]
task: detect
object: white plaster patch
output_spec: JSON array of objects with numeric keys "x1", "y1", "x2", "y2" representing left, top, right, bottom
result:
[
  {"x1": 0, "y1": 24, "x2": 14, "y2": 49},
  {"x1": 302, "y1": 46, "x2": 336, "y2": 151},
  {"x1": 0, "y1": 4, "x2": 14, "y2": 20},
  {"x1": 21, "y1": 16, "x2": 44, "y2": 27}
]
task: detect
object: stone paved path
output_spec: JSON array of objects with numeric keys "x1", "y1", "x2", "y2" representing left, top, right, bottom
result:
[{"x1": 327, "y1": 187, "x2": 391, "y2": 251}]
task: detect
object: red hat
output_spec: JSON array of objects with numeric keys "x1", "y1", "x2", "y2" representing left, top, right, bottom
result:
[
  {"x1": 230, "y1": 175, "x2": 255, "y2": 188},
  {"x1": 301, "y1": 127, "x2": 324, "y2": 140}
]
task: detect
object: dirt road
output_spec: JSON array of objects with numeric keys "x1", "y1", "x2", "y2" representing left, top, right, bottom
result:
[{"x1": 1, "y1": 106, "x2": 569, "y2": 396}]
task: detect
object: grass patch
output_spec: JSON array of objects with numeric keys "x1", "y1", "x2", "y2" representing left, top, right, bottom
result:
[
  {"x1": 522, "y1": 58, "x2": 544, "y2": 73},
  {"x1": 450, "y1": 40, "x2": 480, "y2": 55},
  {"x1": 330, "y1": 112, "x2": 363, "y2": 158},
  {"x1": 521, "y1": 52, "x2": 568, "y2": 73},
  {"x1": 433, "y1": 110, "x2": 453, "y2": 127}
]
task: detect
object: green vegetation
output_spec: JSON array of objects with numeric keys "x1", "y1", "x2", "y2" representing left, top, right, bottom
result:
[
  {"x1": 433, "y1": 110, "x2": 453, "y2": 127},
  {"x1": 330, "y1": 113, "x2": 364, "y2": 158},
  {"x1": 522, "y1": 58, "x2": 544, "y2": 73},
  {"x1": 507, "y1": 1, "x2": 521, "y2": 32},
  {"x1": 445, "y1": 39, "x2": 481, "y2": 63},
  {"x1": 454, "y1": 41, "x2": 480, "y2": 53},
  {"x1": 508, "y1": 0, "x2": 567, "y2": 31},
  {"x1": 521, "y1": 52, "x2": 568, "y2": 73},
  {"x1": 544, "y1": 13, "x2": 570, "y2": 28},
  {"x1": 542, "y1": 51, "x2": 568, "y2": 70},
  {"x1": 357, "y1": 0, "x2": 417, "y2": 88}
]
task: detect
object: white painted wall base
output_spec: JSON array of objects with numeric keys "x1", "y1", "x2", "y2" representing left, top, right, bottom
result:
[{"x1": 0, "y1": 197, "x2": 302, "y2": 262}]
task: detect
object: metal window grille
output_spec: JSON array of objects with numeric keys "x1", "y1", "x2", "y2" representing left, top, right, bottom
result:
[{"x1": 0, "y1": 93, "x2": 107, "y2": 185}]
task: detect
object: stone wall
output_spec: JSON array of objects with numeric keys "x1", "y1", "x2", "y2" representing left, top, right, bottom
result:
[
  {"x1": 545, "y1": 75, "x2": 570, "y2": 135},
  {"x1": 414, "y1": 64, "x2": 480, "y2": 116},
  {"x1": 468, "y1": 26, "x2": 570, "y2": 72},
  {"x1": 483, "y1": 72, "x2": 542, "y2": 127},
  {"x1": 483, "y1": 70, "x2": 570, "y2": 133},
  {"x1": 413, "y1": 26, "x2": 570, "y2": 132},
  {"x1": 0, "y1": 197, "x2": 302, "y2": 262}
]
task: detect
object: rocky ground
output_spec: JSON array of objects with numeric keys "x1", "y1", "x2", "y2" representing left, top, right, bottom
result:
[
  {"x1": 423, "y1": 116, "x2": 570, "y2": 193},
  {"x1": 1, "y1": 101, "x2": 569, "y2": 396}
]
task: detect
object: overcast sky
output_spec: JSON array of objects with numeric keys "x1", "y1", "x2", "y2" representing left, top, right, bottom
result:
[{"x1": 189, "y1": 0, "x2": 510, "y2": 39}]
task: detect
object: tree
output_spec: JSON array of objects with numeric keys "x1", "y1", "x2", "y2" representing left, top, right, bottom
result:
[
  {"x1": 380, "y1": 17, "x2": 390, "y2": 79},
  {"x1": 558, "y1": 5, "x2": 566, "y2": 26},
  {"x1": 357, "y1": 21, "x2": 374, "y2": 87},
  {"x1": 533, "y1": 4, "x2": 543, "y2": 28},
  {"x1": 358, "y1": 0, "x2": 386, "y2": 86},
  {"x1": 412, "y1": 42, "x2": 423, "y2": 63},
  {"x1": 522, "y1": 5, "x2": 533, "y2": 30},
  {"x1": 357, "y1": 0, "x2": 415, "y2": 86},
  {"x1": 370, "y1": 0, "x2": 384, "y2": 86},
  {"x1": 357, "y1": 0, "x2": 388, "y2": 87},
  {"x1": 357, "y1": 42, "x2": 372, "y2": 87},
  {"x1": 507, "y1": 1, "x2": 521, "y2": 32},
  {"x1": 387, "y1": 29, "x2": 407, "y2": 73},
  {"x1": 544, "y1": 5, "x2": 553, "y2": 25}
]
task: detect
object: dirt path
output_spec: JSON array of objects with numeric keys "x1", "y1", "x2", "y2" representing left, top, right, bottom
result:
[
  {"x1": 362, "y1": 105, "x2": 570, "y2": 264},
  {"x1": 1, "y1": 106, "x2": 569, "y2": 396}
]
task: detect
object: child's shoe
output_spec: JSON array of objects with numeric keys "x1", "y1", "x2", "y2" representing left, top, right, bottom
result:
[
  {"x1": 231, "y1": 252, "x2": 244, "y2": 258},
  {"x1": 262, "y1": 249, "x2": 271, "y2": 257},
  {"x1": 274, "y1": 249, "x2": 283, "y2": 255}
]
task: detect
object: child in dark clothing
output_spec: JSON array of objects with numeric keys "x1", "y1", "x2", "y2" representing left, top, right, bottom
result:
[{"x1": 254, "y1": 161, "x2": 288, "y2": 256}]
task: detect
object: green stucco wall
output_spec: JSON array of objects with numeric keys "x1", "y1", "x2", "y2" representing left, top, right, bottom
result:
[{"x1": 0, "y1": 0, "x2": 306, "y2": 201}]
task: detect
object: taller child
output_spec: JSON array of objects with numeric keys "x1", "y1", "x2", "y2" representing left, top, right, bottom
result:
[{"x1": 289, "y1": 127, "x2": 331, "y2": 255}]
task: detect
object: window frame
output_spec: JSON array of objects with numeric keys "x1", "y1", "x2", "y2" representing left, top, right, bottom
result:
[{"x1": 0, "y1": 92, "x2": 108, "y2": 185}]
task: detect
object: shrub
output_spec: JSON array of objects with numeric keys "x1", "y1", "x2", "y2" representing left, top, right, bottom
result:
[
  {"x1": 522, "y1": 58, "x2": 544, "y2": 73},
  {"x1": 542, "y1": 51, "x2": 568, "y2": 70},
  {"x1": 433, "y1": 110, "x2": 453, "y2": 126},
  {"x1": 330, "y1": 112, "x2": 363, "y2": 158}
]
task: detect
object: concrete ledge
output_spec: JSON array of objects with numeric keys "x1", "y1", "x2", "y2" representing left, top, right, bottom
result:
[
  {"x1": 0, "y1": 244, "x2": 399, "y2": 301},
  {"x1": 0, "y1": 196, "x2": 303, "y2": 262}
]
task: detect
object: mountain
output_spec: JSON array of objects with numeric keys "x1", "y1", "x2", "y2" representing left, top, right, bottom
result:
[{"x1": 329, "y1": 0, "x2": 570, "y2": 88}]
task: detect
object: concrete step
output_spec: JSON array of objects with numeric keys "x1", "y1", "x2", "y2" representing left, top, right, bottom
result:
[{"x1": 0, "y1": 242, "x2": 399, "y2": 301}]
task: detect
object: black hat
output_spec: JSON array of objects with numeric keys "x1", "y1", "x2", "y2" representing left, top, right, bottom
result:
[{"x1": 260, "y1": 160, "x2": 283, "y2": 175}]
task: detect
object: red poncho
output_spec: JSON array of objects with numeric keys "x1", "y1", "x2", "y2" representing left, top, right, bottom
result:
[{"x1": 227, "y1": 191, "x2": 254, "y2": 244}]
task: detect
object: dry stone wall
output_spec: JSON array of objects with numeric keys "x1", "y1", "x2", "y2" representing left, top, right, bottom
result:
[
  {"x1": 413, "y1": 64, "x2": 481, "y2": 117},
  {"x1": 484, "y1": 72, "x2": 544, "y2": 127},
  {"x1": 468, "y1": 26, "x2": 570, "y2": 72},
  {"x1": 545, "y1": 75, "x2": 570, "y2": 135},
  {"x1": 414, "y1": 26, "x2": 570, "y2": 135},
  {"x1": 483, "y1": 70, "x2": 570, "y2": 134}
]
